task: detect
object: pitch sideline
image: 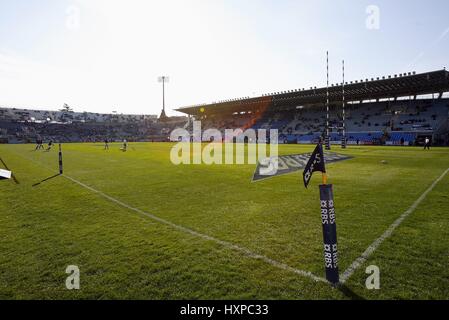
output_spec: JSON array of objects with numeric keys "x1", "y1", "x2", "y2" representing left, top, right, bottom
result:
[
  {"x1": 63, "y1": 175, "x2": 328, "y2": 283},
  {"x1": 11, "y1": 149, "x2": 328, "y2": 284},
  {"x1": 340, "y1": 167, "x2": 449, "y2": 283},
  {"x1": 13, "y1": 148, "x2": 448, "y2": 286}
]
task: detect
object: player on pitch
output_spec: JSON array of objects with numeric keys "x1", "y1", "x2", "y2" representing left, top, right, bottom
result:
[
  {"x1": 120, "y1": 139, "x2": 128, "y2": 152},
  {"x1": 424, "y1": 137, "x2": 431, "y2": 150},
  {"x1": 46, "y1": 139, "x2": 53, "y2": 151}
]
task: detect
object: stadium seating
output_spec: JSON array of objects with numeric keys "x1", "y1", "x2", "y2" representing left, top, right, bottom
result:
[
  {"x1": 252, "y1": 99, "x2": 448, "y2": 145},
  {"x1": 0, "y1": 107, "x2": 187, "y2": 143},
  {"x1": 1, "y1": 99, "x2": 447, "y2": 145}
]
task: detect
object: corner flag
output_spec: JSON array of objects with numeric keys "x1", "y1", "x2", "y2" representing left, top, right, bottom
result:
[
  {"x1": 303, "y1": 143, "x2": 326, "y2": 188},
  {"x1": 303, "y1": 142, "x2": 340, "y2": 285}
]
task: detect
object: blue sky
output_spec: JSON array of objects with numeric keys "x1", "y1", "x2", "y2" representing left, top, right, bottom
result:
[{"x1": 0, "y1": 0, "x2": 448, "y2": 115}]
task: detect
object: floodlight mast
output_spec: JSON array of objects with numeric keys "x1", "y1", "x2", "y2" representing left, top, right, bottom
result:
[{"x1": 158, "y1": 76, "x2": 169, "y2": 120}]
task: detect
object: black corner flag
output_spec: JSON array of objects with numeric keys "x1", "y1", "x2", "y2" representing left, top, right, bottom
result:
[
  {"x1": 303, "y1": 142, "x2": 340, "y2": 285},
  {"x1": 303, "y1": 143, "x2": 326, "y2": 188}
]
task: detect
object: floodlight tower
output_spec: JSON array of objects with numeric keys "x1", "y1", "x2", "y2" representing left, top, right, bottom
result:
[{"x1": 158, "y1": 76, "x2": 169, "y2": 120}]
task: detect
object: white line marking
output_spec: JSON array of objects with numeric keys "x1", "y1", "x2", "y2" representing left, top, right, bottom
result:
[
  {"x1": 10, "y1": 150, "x2": 327, "y2": 283},
  {"x1": 12, "y1": 149, "x2": 449, "y2": 286},
  {"x1": 63, "y1": 175, "x2": 328, "y2": 283},
  {"x1": 340, "y1": 168, "x2": 449, "y2": 283}
]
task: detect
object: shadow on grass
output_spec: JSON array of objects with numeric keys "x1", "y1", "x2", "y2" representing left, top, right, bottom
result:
[
  {"x1": 32, "y1": 174, "x2": 61, "y2": 187},
  {"x1": 336, "y1": 284, "x2": 366, "y2": 300}
]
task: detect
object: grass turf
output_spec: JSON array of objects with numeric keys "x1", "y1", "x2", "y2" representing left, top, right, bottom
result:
[{"x1": 0, "y1": 143, "x2": 448, "y2": 299}]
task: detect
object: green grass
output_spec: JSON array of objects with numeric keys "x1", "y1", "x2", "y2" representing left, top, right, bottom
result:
[{"x1": 0, "y1": 142, "x2": 448, "y2": 300}]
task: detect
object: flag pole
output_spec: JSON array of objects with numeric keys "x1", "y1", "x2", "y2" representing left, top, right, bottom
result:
[
  {"x1": 322, "y1": 173, "x2": 328, "y2": 185},
  {"x1": 342, "y1": 60, "x2": 347, "y2": 149},
  {"x1": 303, "y1": 142, "x2": 339, "y2": 285},
  {"x1": 325, "y1": 51, "x2": 331, "y2": 151},
  {"x1": 319, "y1": 183, "x2": 340, "y2": 285},
  {"x1": 59, "y1": 143, "x2": 63, "y2": 175}
]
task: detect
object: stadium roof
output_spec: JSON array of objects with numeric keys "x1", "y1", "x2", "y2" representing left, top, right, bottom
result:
[{"x1": 176, "y1": 69, "x2": 449, "y2": 115}]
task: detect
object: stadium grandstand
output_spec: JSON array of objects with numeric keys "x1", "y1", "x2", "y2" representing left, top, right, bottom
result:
[
  {"x1": 177, "y1": 69, "x2": 449, "y2": 146},
  {"x1": 1, "y1": 69, "x2": 448, "y2": 146},
  {"x1": 0, "y1": 105, "x2": 188, "y2": 144}
]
